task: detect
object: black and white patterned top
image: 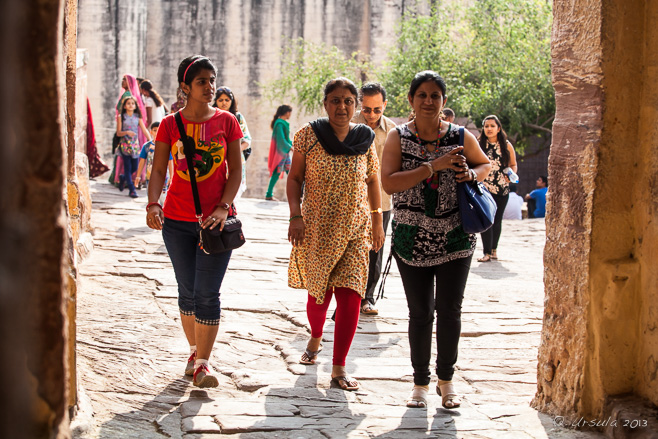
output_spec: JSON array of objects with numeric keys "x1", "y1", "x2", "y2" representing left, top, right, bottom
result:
[{"x1": 391, "y1": 123, "x2": 476, "y2": 267}]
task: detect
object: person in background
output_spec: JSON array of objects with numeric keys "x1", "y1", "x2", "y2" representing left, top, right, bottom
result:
[
  {"x1": 266, "y1": 105, "x2": 293, "y2": 201},
  {"x1": 525, "y1": 176, "x2": 548, "y2": 218},
  {"x1": 116, "y1": 96, "x2": 151, "y2": 198},
  {"x1": 288, "y1": 78, "x2": 384, "y2": 391},
  {"x1": 110, "y1": 74, "x2": 147, "y2": 188},
  {"x1": 503, "y1": 183, "x2": 523, "y2": 220},
  {"x1": 171, "y1": 88, "x2": 187, "y2": 113},
  {"x1": 352, "y1": 82, "x2": 396, "y2": 316},
  {"x1": 442, "y1": 108, "x2": 455, "y2": 123},
  {"x1": 477, "y1": 115, "x2": 517, "y2": 262},
  {"x1": 145, "y1": 55, "x2": 243, "y2": 388},
  {"x1": 381, "y1": 70, "x2": 490, "y2": 409},
  {"x1": 140, "y1": 80, "x2": 168, "y2": 127},
  {"x1": 135, "y1": 122, "x2": 174, "y2": 193},
  {"x1": 213, "y1": 87, "x2": 252, "y2": 198}
]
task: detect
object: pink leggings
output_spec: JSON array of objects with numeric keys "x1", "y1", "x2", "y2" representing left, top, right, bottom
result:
[{"x1": 307, "y1": 287, "x2": 361, "y2": 366}]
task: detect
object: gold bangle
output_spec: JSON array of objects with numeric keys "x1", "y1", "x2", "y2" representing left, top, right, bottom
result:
[
  {"x1": 371, "y1": 208, "x2": 383, "y2": 214},
  {"x1": 421, "y1": 162, "x2": 434, "y2": 178}
]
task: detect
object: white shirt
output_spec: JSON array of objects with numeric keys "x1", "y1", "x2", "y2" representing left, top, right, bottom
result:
[
  {"x1": 143, "y1": 96, "x2": 165, "y2": 124},
  {"x1": 503, "y1": 192, "x2": 524, "y2": 220}
]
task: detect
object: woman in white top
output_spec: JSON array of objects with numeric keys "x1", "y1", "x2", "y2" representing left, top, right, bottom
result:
[{"x1": 140, "y1": 80, "x2": 168, "y2": 127}]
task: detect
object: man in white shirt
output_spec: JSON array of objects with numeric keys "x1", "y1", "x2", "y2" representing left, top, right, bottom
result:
[
  {"x1": 503, "y1": 184, "x2": 524, "y2": 220},
  {"x1": 352, "y1": 83, "x2": 396, "y2": 315}
]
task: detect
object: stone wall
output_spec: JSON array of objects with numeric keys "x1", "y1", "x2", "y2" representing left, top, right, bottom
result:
[
  {"x1": 78, "y1": 0, "x2": 409, "y2": 199},
  {"x1": 0, "y1": 0, "x2": 73, "y2": 437},
  {"x1": 533, "y1": 0, "x2": 658, "y2": 427}
]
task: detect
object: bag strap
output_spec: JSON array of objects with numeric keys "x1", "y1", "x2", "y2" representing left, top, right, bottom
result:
[
  {"x1": 174, "y1": 111, "x2": 203, "y2": 223},
  {"x1": 459, "y1": 126, "x2": 464, "y2": 147},
  {"x1": 375, "y1": 250, "x2": 393, "y2": 302}
]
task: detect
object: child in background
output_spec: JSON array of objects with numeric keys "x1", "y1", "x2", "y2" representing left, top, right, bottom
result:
[
  {"x1": 116, "y1": 96, "x2": 151, "y2": 198},
  {"x1": 135, "y1": 122, "x2": 174, "y2": 193}
]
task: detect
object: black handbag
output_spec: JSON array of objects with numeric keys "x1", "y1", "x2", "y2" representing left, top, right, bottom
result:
[
  {"x1": 454, "y1": 127, "x2": 497, "y2": 233},
  {"x1": 112, "y1": 133, "x2": 120, "y2": 154},
  {"x1": 174, "y1": 111, "x2": 245, "y2": 254},
  {"x1": 242, "y1": 147, "x2": 252, "y2": 161}
]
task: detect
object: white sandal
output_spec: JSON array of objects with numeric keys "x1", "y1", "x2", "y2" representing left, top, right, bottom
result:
[
  {"x1": 437, "y1": 380, "x2": 461, "y2": 409},
  {"x1": 406, "y1": 385, "x2": 429, "y2": 408}
]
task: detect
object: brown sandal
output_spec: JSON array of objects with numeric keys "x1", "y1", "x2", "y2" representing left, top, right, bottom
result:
[
  {"x1": 299, "y1": 345, "x2": 322, "y2": 365},
  {"x1": 361, "y1": 302, "x2": 379, "y2": 315},
  {"x1": 331, "y1": 375, "x2": 359, "y2": 391},
  {"x1": 477, "y1": 254, "x2": 492, "y2": 262}
]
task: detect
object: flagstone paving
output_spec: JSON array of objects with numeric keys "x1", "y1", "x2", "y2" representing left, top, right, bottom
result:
[{"x1": 72, "y1": 180, "x2": 601, "y2": 439}]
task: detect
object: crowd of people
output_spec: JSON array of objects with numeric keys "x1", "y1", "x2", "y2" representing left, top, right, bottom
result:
[{"x1": 96, "y1": 54, "x2": 549, "y2": 408}]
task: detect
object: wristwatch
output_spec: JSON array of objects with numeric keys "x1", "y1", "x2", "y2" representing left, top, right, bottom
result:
[{"x1": 371, "y1": 208, "x2": 383, "y2": 214}]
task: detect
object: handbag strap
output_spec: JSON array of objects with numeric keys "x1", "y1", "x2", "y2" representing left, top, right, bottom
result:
[
  {"x1": 174, "y1": 111, "x2": 203, "y2": 223},
  {"x1": 459, "y1": 126, "x2": 464, "y2": 147}
]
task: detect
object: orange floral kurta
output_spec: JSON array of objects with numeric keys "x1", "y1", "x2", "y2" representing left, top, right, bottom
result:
[{"x1": 288, "y1": 124, "x2": 378, "y2": 304}]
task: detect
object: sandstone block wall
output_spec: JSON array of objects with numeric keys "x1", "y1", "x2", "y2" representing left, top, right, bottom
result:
[
  {"x1": 534, "y1": 0, "x2": 658, "y2": 425},
  {"x1": 78, "y1": 0, "x2": 409, "y2": 199}
]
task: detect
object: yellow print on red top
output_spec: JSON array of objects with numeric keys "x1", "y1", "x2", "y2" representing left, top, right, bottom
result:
[{"x1": 173, "y1": 128, "x2": 226, "y2": 182}]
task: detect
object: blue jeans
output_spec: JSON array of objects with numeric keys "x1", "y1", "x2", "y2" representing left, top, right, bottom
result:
[
  {"x1": 120, "y1": 152, "x2": 138, "y2": 193},
  {"x1": 162, "y1": 218, "x2": 232, "y2": 325}
]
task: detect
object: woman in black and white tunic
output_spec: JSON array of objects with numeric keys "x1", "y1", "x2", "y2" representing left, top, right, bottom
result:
[{"x1": 381, "y1": 71, "x2": 490, "y2": 409}]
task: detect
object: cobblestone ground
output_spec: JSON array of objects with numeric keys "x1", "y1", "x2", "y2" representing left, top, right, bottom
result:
[{"x1": 72, "y1": 180, "x2": 601, "y2": 439}]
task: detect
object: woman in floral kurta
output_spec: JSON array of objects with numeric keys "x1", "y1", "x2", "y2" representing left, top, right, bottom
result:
[{"x1": 287, "y1": 78, "x2": 385, "y2": 391}]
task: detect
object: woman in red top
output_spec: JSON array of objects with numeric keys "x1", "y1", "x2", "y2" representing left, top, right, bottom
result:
[{"x1": 145, "y1": 55, "x2": 243, "y2": 388}]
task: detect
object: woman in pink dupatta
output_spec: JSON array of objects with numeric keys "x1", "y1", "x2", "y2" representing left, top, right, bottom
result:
[
  {"x1": 110, "y1": 74, "x2": 148, "y2": 186},
  {"x1": 265, "y1": 104, "x2": 293, "y2": 201}
]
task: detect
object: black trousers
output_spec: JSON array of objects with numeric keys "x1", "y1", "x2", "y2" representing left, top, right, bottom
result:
[
  {"x1": 394, "y1": 253, "x2": 473, "y2": 385},
  {"x1": 364, "y1": 210, "x2": 391, "y2": 305},
  {"x1": 480, "y1": 193, "x2": 509, "y2": 254}
]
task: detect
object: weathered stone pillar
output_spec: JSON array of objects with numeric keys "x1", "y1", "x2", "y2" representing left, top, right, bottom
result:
[
  {"x1": 0, "y1": 0, "x2": 72, "y2": 437},
  {"x1": 534, "y1": 0, "x2": 658, "y2": 429}
]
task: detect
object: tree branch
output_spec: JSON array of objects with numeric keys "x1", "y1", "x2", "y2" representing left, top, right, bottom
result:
[{"x1": 524, "y1": 122, "x2": 553, "y2": 135}]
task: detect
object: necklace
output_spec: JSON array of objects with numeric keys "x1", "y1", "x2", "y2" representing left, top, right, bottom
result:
[
  {"x1": 412, "y1": 120, "x2": 448, "y2": 190},
  {"x1": 412, "y1": 120, "x2": 446, "y2": 157}
]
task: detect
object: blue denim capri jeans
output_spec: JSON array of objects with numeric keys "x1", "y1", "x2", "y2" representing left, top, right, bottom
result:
[{"x1": 162, "y1": 218, "x2": 231, "y2": 325}]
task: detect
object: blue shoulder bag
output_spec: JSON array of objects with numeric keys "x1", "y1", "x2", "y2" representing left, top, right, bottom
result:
[{"x1": 456, "y1": 127, "x2": 497, "y2": 234}]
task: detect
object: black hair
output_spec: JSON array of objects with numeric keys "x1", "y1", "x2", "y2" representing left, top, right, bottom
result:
[
  {"x1": 271, "y1": 104, "x2": 293, "y2": 129},
  {"x1": 150, "y1": 121, "x2": 160, "y2": 129},
  {"x1": 359, "y1": 82, "x2": 387, "y2": 102},
  {"x1": 120, "y1": 96, "x2": 142, "y2": 118},
  {"x1": 478, "y1": 115, "x2": 511, "y2": 168},
  {"x1": 509, "y1": 183, "x2": 518, "y2": 193},
  {"x1": 177, "y1": 55, "x2": 217, "y2": 85},
  {"x1": 408, "y1": 70, "x2": 447, "y2": 100},
  {"x1": 140, "y1": 80, "x2": 169, "y2": 113},
  {"x1": 323, "y1": 77, "x2": 358, "y2": 101},
  {"x1": 442, "y1": 108, "x2": 455, "y2": 119},
  {"x1": 213, "y1": 87, "x2": 238, "y2": 115},
  {"x1": 539, "y1": 176, "x2": 548, "y2": 186}
]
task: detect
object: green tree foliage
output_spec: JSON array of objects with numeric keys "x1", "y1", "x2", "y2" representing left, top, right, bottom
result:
[
  {"x1": 381, "y1": 0, "x2": 554, "y2": 151},
  {"x1": 264, "y1": 1, "x2": 553, "y2": 151},
  {"x1": 263, "y1": 38, "x2": 371, "y2": 115}
]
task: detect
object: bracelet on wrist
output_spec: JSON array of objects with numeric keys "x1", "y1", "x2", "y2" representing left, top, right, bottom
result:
[
  {"x1": 289, "y1": 215, "x2": 303, "y2": 222},
  {"x1": 146, "y1": 202, "x2": 162, "y2": 212},
  {"x1": 470, "y1": 169, "x2": 477, "y2": 181},
  {"x1": 371, "y1": 208, "x2": 383, "y2": 214},
  {"x1": 421, "y1": 162, "x2": 434, "y2": 179},
  {"x1": 217, "y1": 202, "x2": 230, "y2": 210}
]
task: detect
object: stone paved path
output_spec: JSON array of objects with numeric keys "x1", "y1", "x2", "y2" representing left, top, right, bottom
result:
[{"x1": 73, "y1": 180, "x2": 601, "y2": 439}]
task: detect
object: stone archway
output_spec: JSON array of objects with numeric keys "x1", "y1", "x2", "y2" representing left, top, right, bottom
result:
[{"x1": 1, "y1": 0, "x2": 657, "y2": 437}]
